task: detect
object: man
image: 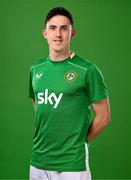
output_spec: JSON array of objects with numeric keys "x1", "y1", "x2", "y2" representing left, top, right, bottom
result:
[{"x1": 29, "y1": 7, "x2": 110, "y2": 180}]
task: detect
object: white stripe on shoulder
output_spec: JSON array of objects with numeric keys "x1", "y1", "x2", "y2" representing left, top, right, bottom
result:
[
  {"x1": 31, "y1": 61, "x2": 49, "y2": 69},
  {"x1": 67, "y1": 61, "x2": 87, "y2": 71}
]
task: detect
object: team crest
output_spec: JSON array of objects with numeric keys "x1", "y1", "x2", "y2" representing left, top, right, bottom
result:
[{"x1": 64, "y1": 71, "x2": 77, "y2": 82}]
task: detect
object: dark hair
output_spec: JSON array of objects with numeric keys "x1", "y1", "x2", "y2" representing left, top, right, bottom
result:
[{"x1": 45, "y1": 7, "x2": 73, "y2": 26}]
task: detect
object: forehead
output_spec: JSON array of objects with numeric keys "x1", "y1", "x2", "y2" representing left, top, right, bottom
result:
[{"x1": 46, "y1": 15, "x2": 71, "y2": 27}]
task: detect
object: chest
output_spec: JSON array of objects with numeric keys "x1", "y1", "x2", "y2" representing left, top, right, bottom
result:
[{"x1": 32, "y1": 63, "x2": 87, "y2": 96}]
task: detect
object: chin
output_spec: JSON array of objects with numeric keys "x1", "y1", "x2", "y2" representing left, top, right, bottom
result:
[{"x1": 53, "y1": 47, "x2": 64, "y2": 52}]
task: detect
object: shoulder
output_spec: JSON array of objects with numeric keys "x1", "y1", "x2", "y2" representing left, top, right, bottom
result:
[
  {"x1": 70, "y1": 55, "x2": 97, "y2": 71},
  {"x1": 30, "y1": 57, "x2": 48, "y2": 71}
]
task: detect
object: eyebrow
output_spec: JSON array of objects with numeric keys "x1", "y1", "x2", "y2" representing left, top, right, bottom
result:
[{"x1": 48, "y1": 25, "x2": 69, "y2": 28}]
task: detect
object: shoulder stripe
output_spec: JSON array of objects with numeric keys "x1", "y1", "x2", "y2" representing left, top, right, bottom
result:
[
  {"x1": 67, "y1": 61, "x2": 87, "y2": 71},
  {"x1": 31, "y1": 61, "x2": 49, "y2": 69}
]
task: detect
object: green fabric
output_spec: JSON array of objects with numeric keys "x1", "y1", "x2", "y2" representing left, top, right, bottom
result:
[{"x1": 29, "y1": 54, "x2": 108, "y2": 171}]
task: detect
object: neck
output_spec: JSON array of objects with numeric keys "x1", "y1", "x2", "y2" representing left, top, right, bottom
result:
[{"x1": 49, "y1": 49, "x2": 71, "y2": 61}]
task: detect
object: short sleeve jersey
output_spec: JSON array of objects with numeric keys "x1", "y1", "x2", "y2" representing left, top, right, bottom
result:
[{"x1": 29, "y1": 54, "x2": 108, "y2": 171}]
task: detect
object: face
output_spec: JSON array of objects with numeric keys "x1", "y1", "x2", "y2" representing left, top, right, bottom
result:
[{"x1": 43, "y1": 15, "x2": 75, "y2": 53}]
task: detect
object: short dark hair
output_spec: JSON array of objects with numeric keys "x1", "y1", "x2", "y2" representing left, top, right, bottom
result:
[{"x1": 45, "y1": 7, "x2": 73, "y2": 26}]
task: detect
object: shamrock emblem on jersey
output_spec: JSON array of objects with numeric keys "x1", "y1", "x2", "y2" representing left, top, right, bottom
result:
[{"x1": 64, "y1": 71, "x2": 77, "y2": 82}]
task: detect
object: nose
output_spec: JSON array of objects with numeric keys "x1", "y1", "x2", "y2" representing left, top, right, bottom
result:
[{"x1": 56, "y1": 28, "x2": 61, "y2": 37}]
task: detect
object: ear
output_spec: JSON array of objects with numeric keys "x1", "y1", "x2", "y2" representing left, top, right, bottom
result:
[
  {"x1": 71, "y1": 29, "x2": 75, "y2": 38},
  {"x1": 42, "y1": 29, "x2": 47, "y2": 39}
]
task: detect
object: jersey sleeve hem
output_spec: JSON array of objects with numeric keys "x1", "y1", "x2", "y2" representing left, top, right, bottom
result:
[{"x1": 90, "y1": 94, "x2": 108, "y2": 103}]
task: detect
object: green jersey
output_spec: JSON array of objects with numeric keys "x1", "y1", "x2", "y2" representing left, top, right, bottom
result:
[{"x1": 29, "y1": 54, "x2": 108, "y2": 171}]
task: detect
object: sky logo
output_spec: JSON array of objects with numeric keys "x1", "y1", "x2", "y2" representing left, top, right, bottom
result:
[{"x1": 37, "y1": 89, "x2": 63, "y2": 108}]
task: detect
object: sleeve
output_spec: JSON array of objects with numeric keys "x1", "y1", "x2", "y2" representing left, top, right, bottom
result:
[
  {"x1": 86, "y1": 64, "x2": 108, "y2": 104},
  {"x1": 29, "y1": 68, "x2": 35, "y2": 99}
]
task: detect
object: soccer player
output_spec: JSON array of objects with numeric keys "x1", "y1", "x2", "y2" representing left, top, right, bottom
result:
[{"x1": 29, "y1": 7, "x2": 110, "y2": 180}]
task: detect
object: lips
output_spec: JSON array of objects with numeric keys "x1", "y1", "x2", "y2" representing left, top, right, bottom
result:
[{"x1": 54, "y1": 40, "x2": 63, "y2": 43}]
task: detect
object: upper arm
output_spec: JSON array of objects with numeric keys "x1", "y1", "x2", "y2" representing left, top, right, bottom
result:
[
  {"x1": 32, "y1": 98, "x2": 35, "y2": 105},
  {"x1": 32, "y1": 98, "x2": 36, "y2": 111},
  {"x1": 86, "y1": 64, "x2": 108, "y2": 104},
  {"x1": 91, "y1": 98, "x2": 110, "y2": 120}
]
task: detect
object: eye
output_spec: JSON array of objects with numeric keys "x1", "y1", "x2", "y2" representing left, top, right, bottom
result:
[
  {"x1": 49, "y1": 26, "x2": 56, "y2": 30},
  {"x1": 62, "y1": 26, "x2": 68, "y2": 30}
]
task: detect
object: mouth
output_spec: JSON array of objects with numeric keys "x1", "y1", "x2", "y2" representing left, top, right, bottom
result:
[{"x1": 54, "y1": 40, "x2": 63, "y2": 43}]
